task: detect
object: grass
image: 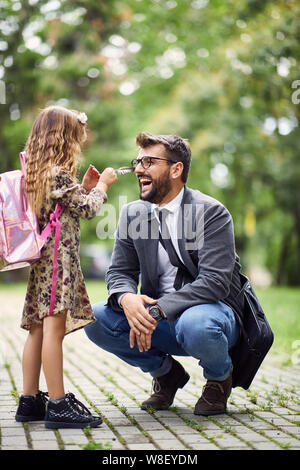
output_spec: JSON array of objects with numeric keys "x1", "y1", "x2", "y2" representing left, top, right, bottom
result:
[
  {"x1": 1, "y1": 279, "x2": 299, "y2": 359},
  {"x1": 255, "y1": 286, "x2": 300, "y2": 360},
  {"x1": 84, "y1": 280, "x2": 108, "y2": 304}
]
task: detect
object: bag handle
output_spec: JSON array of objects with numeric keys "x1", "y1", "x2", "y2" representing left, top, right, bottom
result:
[{"x1": 19, "y1": 151, "x2": 27, "y2": 175}]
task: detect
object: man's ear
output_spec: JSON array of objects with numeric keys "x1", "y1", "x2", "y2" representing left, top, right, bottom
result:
[{"x1": 171, "y1": 161, "x2": 184, "y2": 180}]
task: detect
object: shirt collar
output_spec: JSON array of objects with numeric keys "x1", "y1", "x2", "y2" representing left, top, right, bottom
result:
[{"x1": 152, "y1": 186, "x2": 184, "y2": 215}]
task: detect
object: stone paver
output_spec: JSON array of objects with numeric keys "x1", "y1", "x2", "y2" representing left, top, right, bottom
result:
[{"x1": 0, "y1": 292, "x2": 300, "y2": 451}]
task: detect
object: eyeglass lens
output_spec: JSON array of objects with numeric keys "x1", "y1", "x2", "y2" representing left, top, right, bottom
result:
[{"x1": 131, "y1": 157, "x2": 152, "y2": 169}]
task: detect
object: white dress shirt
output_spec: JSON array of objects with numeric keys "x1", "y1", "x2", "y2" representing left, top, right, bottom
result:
[
  {"x1": 118, "y1": 187, "x2": 185, "y2": 305},
  {"x1": 152, "y1": 187, "x2": 184, "y2": 296}
]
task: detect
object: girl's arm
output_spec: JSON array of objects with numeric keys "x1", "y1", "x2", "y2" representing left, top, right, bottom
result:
[
  {"x1": 50, "y1": 167, "x2": 116, "y2": 220},
  {"x1": 82, "y1": 164, "x2": 100, "y2": 192}
]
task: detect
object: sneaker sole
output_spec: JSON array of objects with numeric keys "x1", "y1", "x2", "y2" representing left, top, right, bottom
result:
[
  {"x1": 45, "y1": 418, "x2": 102, "y2": 429},
  {"x1": 15, "y1": 415, "x2": 45, "y2": 422}
]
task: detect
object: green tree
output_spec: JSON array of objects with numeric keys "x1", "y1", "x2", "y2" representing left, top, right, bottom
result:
[
  {"x1": 119, "y1": 0, "x2": 300, "y2": 284},
  {"x1": 1, "y1": 0, "x2": 299, "y2": 284}
]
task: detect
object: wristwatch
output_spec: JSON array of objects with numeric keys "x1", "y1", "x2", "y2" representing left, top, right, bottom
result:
[{"x1": 149, "y1": 305, "x2": 166, "y2": 321}]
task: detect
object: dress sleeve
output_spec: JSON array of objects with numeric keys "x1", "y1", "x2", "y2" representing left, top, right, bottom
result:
[{"x1": 50, "y1": 167, "x2": 107, "y2": 220}]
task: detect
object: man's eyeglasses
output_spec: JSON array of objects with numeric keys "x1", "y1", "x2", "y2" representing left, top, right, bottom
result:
[{"x1": 131, "y1": 156, "x2": 177, "y2": 169}]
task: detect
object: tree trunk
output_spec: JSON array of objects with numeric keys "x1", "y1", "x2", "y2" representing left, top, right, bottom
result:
[
  {"x1": 276, "y1": 231, "x2": 290, "y2": 285},
  {"x1": 293, "y1": 206, "x2": 300, "y2": 285}
]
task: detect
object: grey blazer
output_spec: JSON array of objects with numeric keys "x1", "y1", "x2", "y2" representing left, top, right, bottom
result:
[{"x1": 106, "y1": 186, "x2": 244, "y2": 322}]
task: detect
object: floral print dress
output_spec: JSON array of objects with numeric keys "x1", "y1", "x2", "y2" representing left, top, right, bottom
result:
[{"x1": 21, "y1": 166, "x2": 107, "y2": 335}]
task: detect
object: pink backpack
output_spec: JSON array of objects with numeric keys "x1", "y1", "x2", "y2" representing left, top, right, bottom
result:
[{"x1": 0, "y1": 152, "x2": 63, "y2": 314}]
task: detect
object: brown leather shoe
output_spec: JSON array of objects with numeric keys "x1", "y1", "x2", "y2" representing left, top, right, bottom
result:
[
  {"x1": 141, "y1": 357, "x2": 190, "y2": 411},
  {"x1": 194, "y1": 369, "x2": 233, "y2": 416}
]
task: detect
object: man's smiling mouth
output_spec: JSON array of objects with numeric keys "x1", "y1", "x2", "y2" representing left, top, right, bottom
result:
[{"x1": 138, "y1": 176, "x2": 152, "y2": 189}]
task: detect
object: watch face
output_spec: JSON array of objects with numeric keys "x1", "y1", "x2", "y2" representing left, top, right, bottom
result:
[{"x1": 150, "y1": 307, "x2": 161, "y2": 319}]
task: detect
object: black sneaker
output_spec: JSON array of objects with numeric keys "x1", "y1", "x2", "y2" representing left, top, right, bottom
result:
[
  {"x1": 15, "y1": 391, "x2": 48, "y2": 422},
  {"x1": 45, "y1": 393, "x2": 102, "y2": 429}
]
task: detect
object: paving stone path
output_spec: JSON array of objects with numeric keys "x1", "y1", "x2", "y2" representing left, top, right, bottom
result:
[{"x1": 0, "y1": 292, "x2": 299, "y2": 451}]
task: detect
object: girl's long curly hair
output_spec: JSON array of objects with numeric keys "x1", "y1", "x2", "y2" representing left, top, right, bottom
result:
[{"x1": 24, "y1": 105, "x2": 86, "y2": 215}]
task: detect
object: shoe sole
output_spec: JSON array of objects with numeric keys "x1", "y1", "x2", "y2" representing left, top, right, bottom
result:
[
  {"x1": 15, "y1": 415, "x2": 45, "y2": 422},
  {"x1": 45, "y1": 418, "x2": 102, "y2": 429},
  {"x1": 141, "y1": 372, "x2": 190, "y2": 411},
  {"x1": 194, "y1": 408, "x2": 227, "y2": 416}
]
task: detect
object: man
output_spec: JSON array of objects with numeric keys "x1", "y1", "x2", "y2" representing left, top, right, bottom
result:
[{"x1": 85, "y1": 132, "x2": 244, "y2": 416}]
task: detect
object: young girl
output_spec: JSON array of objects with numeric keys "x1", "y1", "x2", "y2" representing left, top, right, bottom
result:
[{"x1": 15, "y1": 105, "x2": 117, "y2": 429}]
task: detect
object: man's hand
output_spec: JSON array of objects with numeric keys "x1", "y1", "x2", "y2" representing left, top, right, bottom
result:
[
  {"x1": 120, "y1": 293, "x2": 158, "y2": 351},
  {"x1": 129, "y1": 328, "x2": 156, "y2": 353},
  {"x1": 82, "y1": 164, "x2": 100, "y2": 191}
]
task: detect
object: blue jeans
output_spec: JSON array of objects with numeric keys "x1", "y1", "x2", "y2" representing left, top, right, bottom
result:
[{"x1": 85, "y1": 301, "x2": 239, "y2": 381}]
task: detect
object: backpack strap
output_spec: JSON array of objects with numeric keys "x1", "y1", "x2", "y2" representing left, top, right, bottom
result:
[
  {"x1": 20, "y1": 151, "x2": 64, "y2": 316},
  {"x1": 19, "y1": 151, "x2": 27, "y2": 175},
  {"x1": 40, "y1": 203, "x2": 64, "y2": 240},
  {"x1": 41, "y1": 203, "x2": 64, "y2": 315}
]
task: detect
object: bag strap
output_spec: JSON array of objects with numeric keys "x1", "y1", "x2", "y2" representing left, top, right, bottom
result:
[
  {"x1": 40, "y1": 203, "x2": 64, "y2": 240},
  {"x1": 19, "y1": 151, "x2": 26, "y2": 175},
  {"x1": 41, "y1": 203, "x2": 64, "y2": 315}
]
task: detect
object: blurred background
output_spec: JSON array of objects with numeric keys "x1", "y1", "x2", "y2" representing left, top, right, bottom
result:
[{"x1": 0, "y1": 0, "x2": 299, "y2": 292}]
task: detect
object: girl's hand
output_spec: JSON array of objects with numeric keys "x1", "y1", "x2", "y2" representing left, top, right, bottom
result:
[
  {"x1": 97, "y1": 167, "x2": 117, "y2": 192},
  {"x1": 82, "y1": 165, "x2": 100, "y2": 191}
]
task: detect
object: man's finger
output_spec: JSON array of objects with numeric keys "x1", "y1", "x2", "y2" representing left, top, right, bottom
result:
[
  {"x1": 128, "y1": 318, "x2": 142, "y2": 336},
  {"x1": 129, "y1": 329, "x2": 136, "y2": 349},
  {"x1": 145, "y1": 332, "x2": 152, "y2": 351},
  {"x1": 139, "y1": 331, "x2": 153, "y2": 352},
  {"x1": 131, "y1": 315, "x2": 150, "y2": 334},
  {"x1": 141, "y1": 295, "x2": 158, "y2": 305},
  {"x1": 137, "y1": 334, "x2": 145, "y2": 352},
  {"x1": 137, "y1": 312, "x2": 156, "y2": 330},
  {"x1": 140, "y1": 332, "x2": 148, "y2": 352}
]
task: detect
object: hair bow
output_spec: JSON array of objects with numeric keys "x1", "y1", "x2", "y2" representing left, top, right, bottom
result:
[{"x1": 78, "y1": 112, "x2": 88, "y2": 124}]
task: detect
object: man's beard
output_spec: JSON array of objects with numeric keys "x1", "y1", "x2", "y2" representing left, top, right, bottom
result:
[{"x1": 139, "y1": 168, "x2": 171, "y2": 204}]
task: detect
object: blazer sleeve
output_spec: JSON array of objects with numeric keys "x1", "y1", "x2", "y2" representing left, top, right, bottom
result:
[
  {"x1": 50, "y1": 167, "x2": 107, "y2": 220},
  {"x1": 158, "y1": 202, "x2": 236, "y2": 322},
  {"x1": 106, "y1": 204, "x2": 141, "y2": 312}
]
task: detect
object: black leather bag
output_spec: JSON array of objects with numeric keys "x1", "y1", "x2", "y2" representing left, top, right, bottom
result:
[
  {"x1": 157, "y1": 229, "x2": 274, "y2": 390},
  {"x1": 230, "y1": 274, "x2": 274, "y2": 389}
]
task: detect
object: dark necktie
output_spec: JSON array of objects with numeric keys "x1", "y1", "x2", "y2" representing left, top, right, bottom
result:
[{"x1": 158, "y1": 208, "x2": 186, "y2": 290}]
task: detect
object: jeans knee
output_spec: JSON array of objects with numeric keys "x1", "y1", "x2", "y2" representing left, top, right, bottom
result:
[
  {"x1": 175, "y1": 305, "x2": 222, "y2": 354},
  {"x1": 84, "y1": 301, "x2": 129, "y2": 349},
  {"x1": 84, "y1": 301, "x2": 107, "y2": 344},
  {"x1": 91, "y1": 301, "x2": 107, "y2": 321},
  {"x1": 187, "y1": 322, "x2": 221, "y2": 353}
]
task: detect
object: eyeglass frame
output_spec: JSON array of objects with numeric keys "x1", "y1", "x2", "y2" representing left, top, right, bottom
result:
[{"x1": 131, "y1": 155, "x2": 178, "y2": 169}]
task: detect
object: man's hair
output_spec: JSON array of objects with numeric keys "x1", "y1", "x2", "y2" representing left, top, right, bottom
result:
[{"x1": 136, "y1": 132, "x2": 191, "y2": 183}]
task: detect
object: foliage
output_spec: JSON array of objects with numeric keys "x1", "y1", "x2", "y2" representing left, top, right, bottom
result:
[
  {"x1": 255, "y1": 286, "x2": 300, "y2": 359},
  {"x1": 0, "y1": 0, "x2": 299, "y2": 284}
]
